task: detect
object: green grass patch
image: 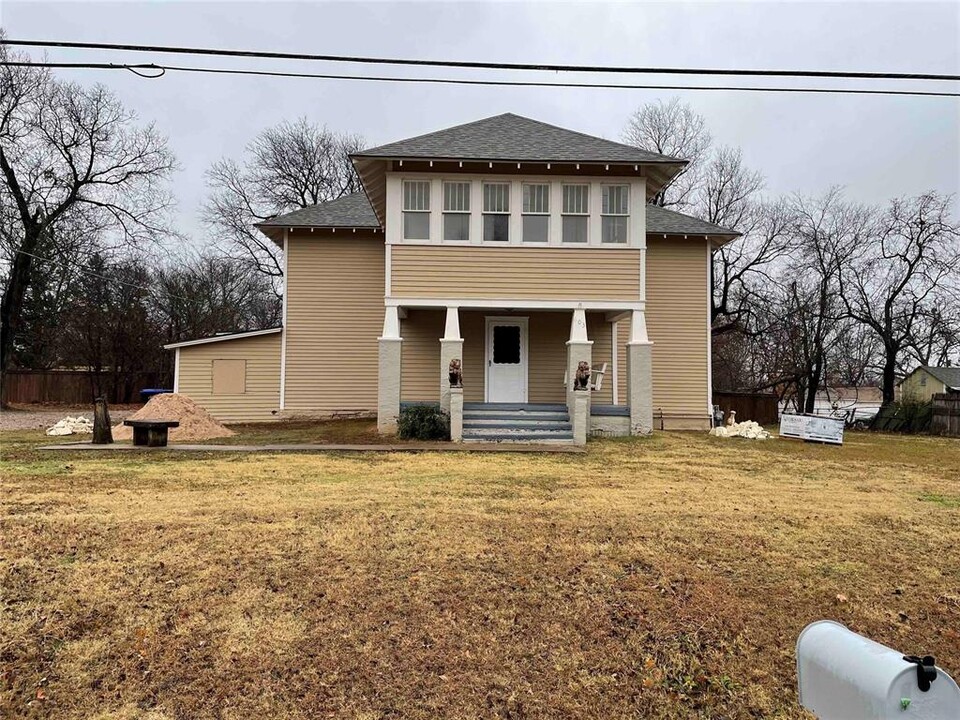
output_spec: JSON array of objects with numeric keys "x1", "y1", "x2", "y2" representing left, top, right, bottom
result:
[{"x1": 919, "y1": 492, "x2": 960, "y2": 508}]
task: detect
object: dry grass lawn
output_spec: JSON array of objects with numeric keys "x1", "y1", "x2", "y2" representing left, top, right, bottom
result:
[{"x1": 1, "y1": 426, "x2": 959, "y2": 719}]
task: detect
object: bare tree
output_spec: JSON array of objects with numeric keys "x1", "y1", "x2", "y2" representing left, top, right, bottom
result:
[
  {"x1": 789, "y1": 189, "x2": 875, "y2": 412},
  {"x1": 622, "y1": 99, "x2": 711, "y2": 209},
  {"x1": 155, "y1": 251, "x2": 282, "y2": 344},
  {"x1": 0, "y1": 41, "x2": 176, "y2": 402},
  {"x1": 838, "y1": 192, "x2": 960, "y2": 403},
  {"x1": 908, "y1": 299, "x2": 960, "y2": 368},
  {"x1": 203, "y1": 118, "x2": 363, "y2": 293}
]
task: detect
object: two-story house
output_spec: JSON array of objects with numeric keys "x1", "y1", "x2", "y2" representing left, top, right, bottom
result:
[{"x1": 165, "y1": 113, "x2": 738, "y2": 441}]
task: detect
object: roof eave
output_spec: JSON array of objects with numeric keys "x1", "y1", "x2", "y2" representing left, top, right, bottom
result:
[
  {"x1": 164, "y1": 327, "x2": 283, "y2": 350},
  {"x1": 349, "y1": 152, "x2": 687, "y2": 166}
]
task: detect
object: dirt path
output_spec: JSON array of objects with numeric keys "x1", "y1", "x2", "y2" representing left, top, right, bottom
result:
[{"x1": 0, "y1": 404, "x2": 138, "y2": 431}]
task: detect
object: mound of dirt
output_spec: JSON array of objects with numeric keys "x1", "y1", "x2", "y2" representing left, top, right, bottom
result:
[{"x1": 113, "y1": 393, "x2": 235, "y2": 442}]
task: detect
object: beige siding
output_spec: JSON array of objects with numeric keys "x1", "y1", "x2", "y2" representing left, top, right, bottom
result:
[
  {"x1": 400, "y1": 309, "x2": 444, "y2": 401},
  {"x1": 391, "y1": 245, "x2": 641, "y2": 301},
  {"x1": 900, "y1": 369, "x2": 946, "y2": 402},
  {"x1": 284, "y1": 233, "x2": 384, "y2": 414},
  {"x1": 177, "y1": 332, "x2": 281, "y2": 423},
  {"x1": 645, "y1": 238, "x2": 711, "y2": 429},
  {"x1": 398, "y1": 310, "x2": 614, "y2": 405},
  {"x1": 587, "y1": 314, "x2": 615, "y2": 405}
]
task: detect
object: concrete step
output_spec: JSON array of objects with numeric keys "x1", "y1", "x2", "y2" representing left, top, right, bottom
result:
[
  {"x1": 463, "y1": 402, "x2": 568, "y2": 412},
  {"x1": 463, "y1": 418, "x2": 572, "y2": 429},
  {"x1": 463, "y1": 413, "x2": 569, "y2": 422},
  {"x1": 463, "y1": 426, "x2": 573, "y2": 438},
  {"x1": 462, "y1": 432, "x2": 575, "y2": 443}
]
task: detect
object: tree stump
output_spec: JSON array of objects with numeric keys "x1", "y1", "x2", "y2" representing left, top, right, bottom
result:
[{"x1": 93, "y1": 396, "x2": 114, "y2": 444}]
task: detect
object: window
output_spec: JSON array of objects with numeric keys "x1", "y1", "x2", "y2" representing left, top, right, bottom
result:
[
  {"x1": 492, "y1": 325, "x2": 521, "y2": 364},
  {"x1": 443, "y1": 181, "x2": 470, "y2": 241},
  {"x1": 482, "y1": 182, "x2": 510, "y2": 242},
  {"x1": 562, "y1": 184, "x2": 589, "y2": 243},
  {"x1": 522, "y1": 183, "x2": 549, "y2": 243},
  {"x1": 601, "y1": 185, "x2": 629, "y2": 244},
  {"x1": 212, "y1": 359, "x2": 246, "y2": 395},
  {"x1": 403, "y1": 180, "x2": 430, "y2": 240}
]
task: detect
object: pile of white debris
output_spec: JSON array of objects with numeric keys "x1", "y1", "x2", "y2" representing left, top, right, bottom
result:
[
  {"x1": 46, "y1": 416, "x2": 94, "y2": 436},
  {"x1": 709, "y1": 420, "x2": 772, "y2": 440}
]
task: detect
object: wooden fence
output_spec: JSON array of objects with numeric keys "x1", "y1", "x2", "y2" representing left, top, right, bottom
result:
[
  {"x1": 2, "y1": 370, "x2": 165, "y2": 405},
  {"x1": 931, "y1": 393, "x2": 960, "y2": 437},
  {"x1": 713, "y1": 391, "x2": 780, "y2": 426}
]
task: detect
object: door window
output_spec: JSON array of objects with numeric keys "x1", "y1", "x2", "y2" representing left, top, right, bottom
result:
[{"x1": 492, "y1": 325, "x2": 521, "y2": 364}]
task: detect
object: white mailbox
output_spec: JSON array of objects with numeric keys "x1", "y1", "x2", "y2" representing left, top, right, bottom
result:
[{"x1": 797, "y1": 620, "x2": 960, "y2": 719}]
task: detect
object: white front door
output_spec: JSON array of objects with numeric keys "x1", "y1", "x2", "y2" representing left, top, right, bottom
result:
[{"x1": 485, "y1": 317, "x2": 528, "y2": 403}]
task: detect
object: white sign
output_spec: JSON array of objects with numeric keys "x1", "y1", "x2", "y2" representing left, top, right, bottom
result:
[
  {"x1": 804, "y1": 416, "x2": 845, "y2": 445},
  {"x1": 779, "y1": 414, "x2": 808, "y2": 439},
  {"x1": 779, "y1": 414, "x2": 845, "y2": 445}
]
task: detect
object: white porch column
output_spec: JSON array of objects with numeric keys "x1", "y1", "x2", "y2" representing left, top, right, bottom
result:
[
  {"x1": 378, "y1": 306, "x2": 403, "y2": 434},
  {"x1": 566, "y1": 306, "x2": 594, "y2": 415},
  {"x1": 626, "y1": 310, "x2": 654, "y2": 435},
  {"x1": 439, "y1": 306, "x2": 464, "y2": 415}
]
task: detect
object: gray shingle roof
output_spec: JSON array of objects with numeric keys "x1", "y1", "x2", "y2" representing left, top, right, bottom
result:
[
  {"x1": 353, "y1": 113, "x2": 683, "y2": 165},
  {"x1": 924, "y1": 366, "x2": 960, "y2": 390},
  {"x1": 259, "y1": 193, "x2": 738, "y2": 238},
  {"x1": 256, "y1": 193, "x2": 380, "y2": 229},
  {"x1": 645, "y1": 204, "x2": 739, "y2": 237}
]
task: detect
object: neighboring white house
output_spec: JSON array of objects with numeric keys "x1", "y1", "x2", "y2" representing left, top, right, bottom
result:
[{"x1": 779, "y1": 386, "x2": 883, "y2": 422}]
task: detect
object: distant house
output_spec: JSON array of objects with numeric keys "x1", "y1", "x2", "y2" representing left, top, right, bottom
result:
[
  {"x1": 814, "y1": 386, "x2": 883, "y2": 421},
  {"x1": 165, "y1": 113, "x2": 740, "y2": 441},
  {"x1": 899, "y1": 366, "x2": 960, "y2": 402},
  {"x1": 778, "y1": 386, "x2": 883, "y2": 422}
]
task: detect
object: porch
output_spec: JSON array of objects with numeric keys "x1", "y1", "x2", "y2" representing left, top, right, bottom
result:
[{"x1": 379, "y1": 305, "x2": 653, "y2": 442}]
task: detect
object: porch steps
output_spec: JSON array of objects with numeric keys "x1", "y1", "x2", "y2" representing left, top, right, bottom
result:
[{"x1": 462, "y1": 403, "x2": 573, "y2": 443}]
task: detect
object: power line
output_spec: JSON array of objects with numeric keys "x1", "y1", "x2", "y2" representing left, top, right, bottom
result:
[
  {"x1": 4, "y1": 61, "x2": 958, "y2": 98},
  {"x1": 4, "y1": 38, "x2": 959, "y2": 82}
]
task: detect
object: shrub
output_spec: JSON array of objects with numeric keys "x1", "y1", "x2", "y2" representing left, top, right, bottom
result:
[
  {"x1": 397, "y1": 405, "x2": 450, "y2": 441},
  {"x1": 870, "y1": 400, "x2": 932, "y2": 433}
]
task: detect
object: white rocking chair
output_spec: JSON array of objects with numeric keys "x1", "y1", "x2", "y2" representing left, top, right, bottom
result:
[{"x1": 562, "y1": 362, "x2": 608, "y2": 392}]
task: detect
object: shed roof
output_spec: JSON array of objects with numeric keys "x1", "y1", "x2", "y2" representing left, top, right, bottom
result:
[
  {"x1": 920, "y1": 366, "x2": 960, "y2": 390},
  {"x1": 164, "y1": 327, "x2": 282, "y2": 350},
  {"x1": 645, "y1": 204, "x2": 740, "y2": 238},
  {"x1": 256, "y1": 193, "x2": 380, "y2": 230}
]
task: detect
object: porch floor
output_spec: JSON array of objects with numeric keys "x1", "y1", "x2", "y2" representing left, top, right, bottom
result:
[{"x1": 403, "y1": 401, "x2": 630, "y2": 416}]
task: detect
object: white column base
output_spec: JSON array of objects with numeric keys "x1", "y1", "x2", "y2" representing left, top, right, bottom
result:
[
  {"x1": 378, "y1": 337, "x2": 403, "y2": 434},
  {"x1": 627, "y1": 341, "x2": 653, "y2": 435},
  {"x1": 566, "y1": 340, "x2": 593, "y2": 414},
  {"x1": 572, "y1": 390, "x2": 589, "y2": 446},
  {"x1": 450, "y1": 386, "x2": 464, "y2": 442},
  {"x1": 439, "y1": 338, "x2": 464, "y2": 414}
]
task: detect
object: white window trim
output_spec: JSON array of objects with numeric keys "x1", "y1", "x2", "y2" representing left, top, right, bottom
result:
[
  {"x1": 402, "y1": 179, "x2": 432, "y2": 241},
  {"x1": 600, "y1": 183, "x2": 630, "y2": 245},
  {"x1": 386, "y1": 173, "x2": 645, "y2": 249},
  {"x1": 481, "y1": 180, "x2": 512, "y2": 243},
  {"x1": 442, "y1": 180, "x2": 472, "y2": 242},
  {"x1": 561, "y1": 182, "x2": 591, "y2": 245},
  {"x1": 521, "y1": 182, "x2": 551, "y2": 244}
]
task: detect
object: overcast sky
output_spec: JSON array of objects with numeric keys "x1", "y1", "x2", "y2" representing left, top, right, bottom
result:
[{"x1": 3, "y1": 1, "x2": 958, "y2": 242}]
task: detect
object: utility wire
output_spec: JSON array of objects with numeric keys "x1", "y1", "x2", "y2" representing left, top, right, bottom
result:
[
  {"x1": 4, "y1": 38, "x2": 959, "y2": 82},
  {"x1": 4, "y1": 61, "x2": 958, "y2": 98}
]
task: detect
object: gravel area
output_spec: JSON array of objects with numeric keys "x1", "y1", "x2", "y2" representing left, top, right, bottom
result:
[{"x1": 1, "y1": 404, "x2": 138, "y2": 431}]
